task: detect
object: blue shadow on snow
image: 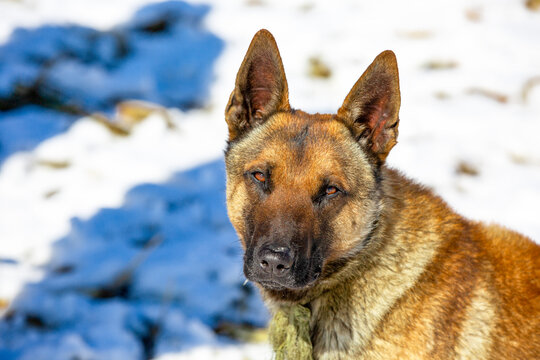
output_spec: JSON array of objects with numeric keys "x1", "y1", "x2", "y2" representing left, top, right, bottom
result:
[
  {"x1": 0, "y1": 159, "x2": 268, "y2": 360},
  {"x1": 0, "y1": 0, "x2": 223, "y2": 166}
]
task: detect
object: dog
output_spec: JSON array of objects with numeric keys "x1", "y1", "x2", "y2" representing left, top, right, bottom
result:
[{"x1": 223, "y1": 29, "x2": 540, "y2": 359}]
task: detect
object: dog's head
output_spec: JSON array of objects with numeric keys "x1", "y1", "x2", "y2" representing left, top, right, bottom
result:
[{"x1": 224, "y1": 29, "x2": 400, "y2": 303}]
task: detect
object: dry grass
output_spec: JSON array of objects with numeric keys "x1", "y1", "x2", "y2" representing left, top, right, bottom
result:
[
  {"x1": 456, "y1": 160, "x2": 480, "y2": 176},
  {"x1": 308, "y1": 57, "x2": 332, "y2": 79},
  {"x1": 466, "y1": 87, "x2": 508, "y2": 104},
  {"x1": 526, "y1": 0, "x2": 540, "y2": 11}
]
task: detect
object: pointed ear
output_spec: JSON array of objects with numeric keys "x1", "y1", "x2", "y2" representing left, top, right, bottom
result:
[
  {"x1": 225, "y1": 29, "x2": 290, "y2": 142},
  {"x1": 337, "y1": 50, "x2": 401, "y2": 164}
]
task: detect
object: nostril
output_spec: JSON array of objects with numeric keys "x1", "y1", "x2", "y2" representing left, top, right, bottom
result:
[{"x1": 257, "y1": 245, "x2": 294, "y2": 276}]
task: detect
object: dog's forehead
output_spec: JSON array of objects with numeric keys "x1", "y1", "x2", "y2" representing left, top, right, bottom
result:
[
  {"x1": 265, "y1": 111, "x2": 340, "y2": 144},
  {"x1": 231, "y1": 111, "x2": 369, "y2": 185}
]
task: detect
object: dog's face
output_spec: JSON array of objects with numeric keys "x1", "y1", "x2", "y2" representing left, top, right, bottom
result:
[{"x1": 224, "y1": 30, "x2": 400, "y2": 302}]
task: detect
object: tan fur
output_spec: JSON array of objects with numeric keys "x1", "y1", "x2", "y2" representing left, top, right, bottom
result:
[{"x1": 224, "y1": 30, "x2": 540, "y2": 359}]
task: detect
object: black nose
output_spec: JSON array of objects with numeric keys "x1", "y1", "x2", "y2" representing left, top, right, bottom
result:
[{"x1": 257, "y1": 245, "x2": 293, "y2": 276}]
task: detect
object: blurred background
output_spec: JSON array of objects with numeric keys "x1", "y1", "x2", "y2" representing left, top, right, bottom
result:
[{"x1": 0, "y1": 0, "x2": 539, "y2": 359}]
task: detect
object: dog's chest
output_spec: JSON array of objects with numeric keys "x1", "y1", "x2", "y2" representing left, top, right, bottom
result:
[
  {"x1": 309, "y1": 295, "x2": 367, "y2": 360},
  {"x1": 307, "y1": 275, "x2": 431, "y2": 360},
  {"x1": 309, "y1": 300, "x2": 418, "y2": 360}
]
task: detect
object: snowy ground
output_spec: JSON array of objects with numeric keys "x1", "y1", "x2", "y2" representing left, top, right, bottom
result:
[{"x1": 0, "y1": 0, "x2": 539, "y2": 359}]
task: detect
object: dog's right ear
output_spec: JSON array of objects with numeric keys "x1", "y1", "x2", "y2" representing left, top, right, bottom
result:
[{"x1": 225, "y1": 29, "x2": 290, "y2": 142}]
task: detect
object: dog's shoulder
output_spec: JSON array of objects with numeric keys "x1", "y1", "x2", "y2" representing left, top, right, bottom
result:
[{"x1": 474, "y1": 222, "x2": 540, "y2": 297}]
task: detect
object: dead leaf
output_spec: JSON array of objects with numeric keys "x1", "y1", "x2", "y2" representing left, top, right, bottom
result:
[
  {"x1": 36, "y1": 159, "x2": 71, "y2": 169},
  {"x1": 456, "y1": 161, "x2": 479, "y2": 176},
  {"x1": 308, "y1": 57, "x2": 332, "y2": 79},
  {"x1": 521, "y1": 76, "x2": 540, "y2": 104},
  {"x1": 423, "y1": 60, "x2": 459, "y2": 70},
  {"x1": 510, "y1": 153, "x2": 540, "y2": 166},
  {"x1": 44, "y1": 189, "x2": 60, "y2": 199},
  {"x1": 91, "y1": 113, "x2": 131, "y2": 136},
  {"x1": 396, "y1": 30, "x2": 433, "y2": 39},
  {"x1": 246, "y1": 0, "x2": 265, "y2": 6},
  {"x1": 434, "y1": 91, "x2": 451, "y2": 100},
  {"x1": 116, "y1": 100, "x2": 175, "y2": 129},
  {"x1": 466, "y1": 87, "x2": 508, "y2": 104},
  {"x1": 465, "y1": 8, "x2": 482, "y2": 22},
  {"x1": 526, "y1": 0, "x2": 540, "y2": 11},
  {"x1": 299, "y1": 3, "x2": 315, "y2": 12}
]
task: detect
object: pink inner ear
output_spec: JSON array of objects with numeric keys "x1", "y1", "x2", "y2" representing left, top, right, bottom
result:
[
  {"x1": 248, "y1": 56, "x2": 279, "y2": 119},
  {"x1": 362, "y1": 95, "x2": 391, "y2": 153},
  {"x1": 250, "y1": 87, "x2": 273, "y2": 119}
]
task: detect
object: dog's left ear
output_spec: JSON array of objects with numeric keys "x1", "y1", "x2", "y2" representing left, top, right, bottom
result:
[
  {"x1": 225, "y1": 29, "x2": 290, "y2": 142},
  {"x1": 337, "y1": 50, "x2": 401, "y2": 164}
]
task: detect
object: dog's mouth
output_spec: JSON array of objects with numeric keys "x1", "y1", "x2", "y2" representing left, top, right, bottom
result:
[
  {"x1": 255, "y1": 278, "x2": 321, "y2": 303},
  {"x1": 257, "y1": 280, "x2": 288, "y2": 291},
  {"x1": 251, "y1": 270, "x2": 321, "y2": 292}
]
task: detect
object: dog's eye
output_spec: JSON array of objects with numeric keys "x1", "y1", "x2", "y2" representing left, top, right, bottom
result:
[
  {"x1": 325, "y1": 186, "x2": 339, "y2": 197},
  {"x1": 252, "y1": 171, "x2": 266, "y2": 183},
  {"x1": 313, "y1": 184, "x2": 342, "y2": 205}
]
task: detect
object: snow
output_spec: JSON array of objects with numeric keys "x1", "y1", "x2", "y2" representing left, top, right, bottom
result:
[
  {"x1": 0, "y1": 0, "x2": 539, "y2": 359},
  {"x1": 0, "y1": 106, "x2": 74, "y2": 164},
  {"x1": 0, "y1": 0, "x2": 222, "y2": 162}
]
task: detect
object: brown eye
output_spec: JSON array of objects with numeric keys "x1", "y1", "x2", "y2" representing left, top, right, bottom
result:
[
  {"x1": 253, "y1": 171, "x2": 266, "y2": 183},
  {"x1": 326, "y1": 186, "x2": 338, "y2": 196}
]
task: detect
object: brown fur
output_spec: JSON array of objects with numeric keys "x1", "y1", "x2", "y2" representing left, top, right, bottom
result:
[{"x1": 224, "y1": 29, "x2": 540, "y2": 359}]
